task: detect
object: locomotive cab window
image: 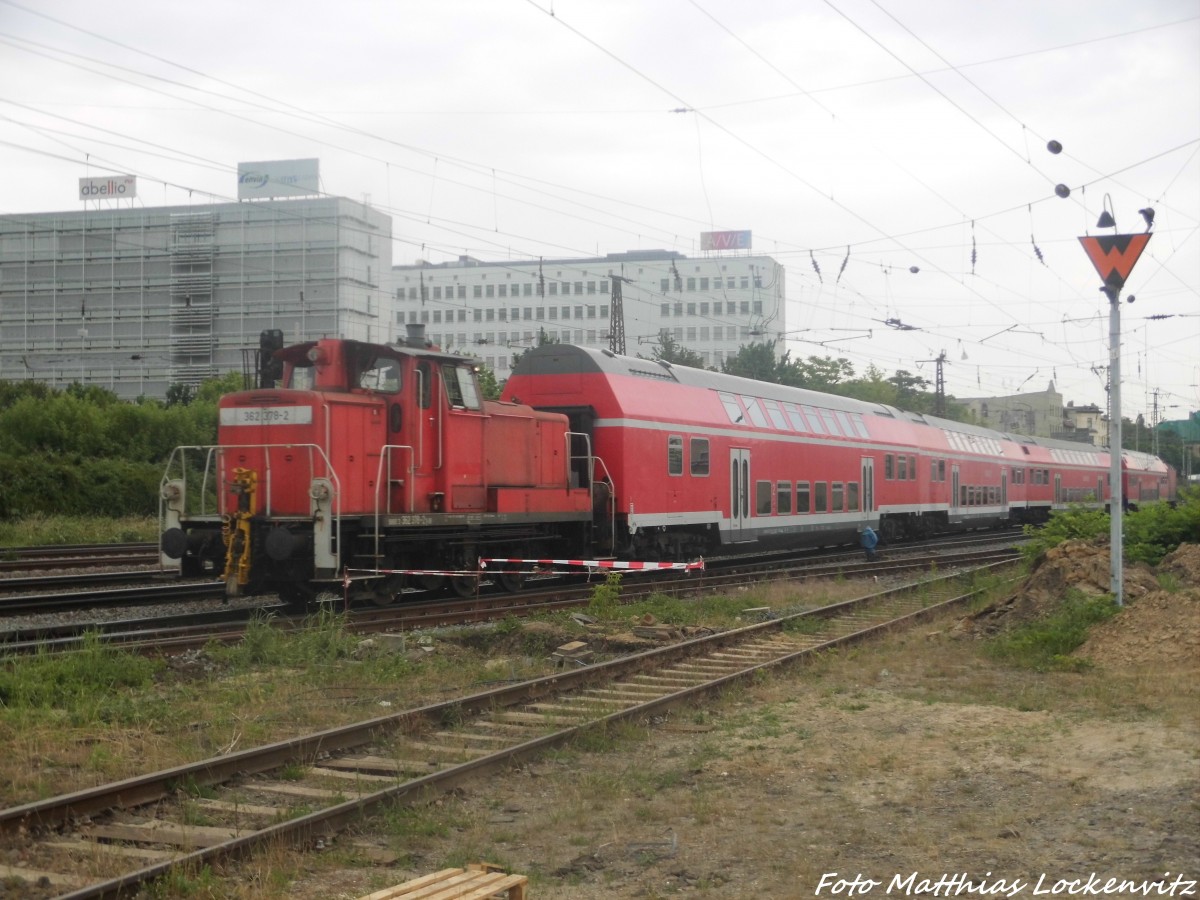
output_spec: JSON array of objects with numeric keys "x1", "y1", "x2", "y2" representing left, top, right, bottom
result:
[
  {"x1": 441, "y1": 363, "x2": 481, "y2": 410},
  {"x1": 358, "y1": 358, "x2": 401, "y2": 393}
]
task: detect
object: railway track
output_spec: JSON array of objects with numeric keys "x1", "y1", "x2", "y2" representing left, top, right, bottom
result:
[
  {"x1": 0, "y1": 557, "x2": 1020, "y2": 898},
  {"x1": 0, "y1": 544, "x2": 1021, "y2": 652},
  {"x1": 0, "y1": 543, "x2": 158, "y2": 573}
]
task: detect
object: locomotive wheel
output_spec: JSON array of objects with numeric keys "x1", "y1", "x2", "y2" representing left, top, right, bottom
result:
[
  {"x1": 371, "y1": 590, "x2": 398, "y2": 607},
  {"x1": 277, "y1": 583, "x2": 316, "y2": 610},
  {"x1": 449, "y1": 575, "x2": 478, "y2": 598},
  {"x1": 497, "y1": 565, "x2": 526, "y2": 592},
  {"x1": 418, "y1": 574, "x2": 446, "y2": 592}
]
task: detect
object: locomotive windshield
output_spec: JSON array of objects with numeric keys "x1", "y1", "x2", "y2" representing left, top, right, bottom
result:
[{"x1": 442, "y1": 363, "x2": 482, "y2": 410}]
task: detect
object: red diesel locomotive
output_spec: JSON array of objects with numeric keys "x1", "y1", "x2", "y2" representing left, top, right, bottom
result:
[{"x1": 159, "y1": 330, "x2": 1176, "y2": 605}]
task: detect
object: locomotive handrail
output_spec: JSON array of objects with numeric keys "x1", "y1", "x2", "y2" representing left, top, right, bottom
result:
[
  {"x1": 372, "y1": 444, "x2": 417, "y2": 565},
  {"x1": 161, "y1": 442, "x2": 343, "y2": 578}
]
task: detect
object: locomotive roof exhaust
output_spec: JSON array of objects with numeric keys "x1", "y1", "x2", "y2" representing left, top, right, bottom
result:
[{"x1": 401, "y1": 323, "x2": 430, "y2": 349}]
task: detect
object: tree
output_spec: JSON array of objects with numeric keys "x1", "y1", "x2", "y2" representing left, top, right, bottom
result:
[
  {"x1": 165, "y1": 383, "x2": 195, "y2": 407},
  {"x1": 475, "y1": 365, "x2": 502, "y2": 401},
  {"x1": 722, "y1": 342, "x2": 783, "y2": 382},
  {"x1": 646, "y1": 330, "x2": 705, "y2": 368},
  {"x1": 886, "y1": 369, "x2": 931, "y2": 411}
]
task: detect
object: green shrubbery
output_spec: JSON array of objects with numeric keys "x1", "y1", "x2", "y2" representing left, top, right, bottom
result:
[
  {"x1": 1020, "y1": 485, "x2": 1200, "y2": 565},
  {"x1": 0, "y1": 375, "x2": 239, "y2": 520}
]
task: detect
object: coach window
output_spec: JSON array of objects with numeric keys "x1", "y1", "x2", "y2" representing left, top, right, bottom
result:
[
  {"x1": 690, "y1": 438, "x2": 710, "y2": 476},
  {"x1": 815, "y1": 482, "x2": 828, "y2": 513},
  {"x1": 802, "y1": 405, "x2": 826, "y2": 434},
  {"x1": 821, "y1": 409, "x2": 841, "y2": 436},
  {"x1": 835, "y1": 411, "x2": 854, "y2": 436},
  {"x1": 756, "y1": 481, "x2": 773, "y2": 515},
  {"x1": 719, "y1": 392, "x2": 745, "y2": 425},
  {"x1": 938, "y1": 459, "x2": 946, "y2": 482},
  {"x1": 667, "y1": 435, "x2": 684, "y2": 476},
  {"x1": 896, "y1": 455, "x2": 907, "y2": 481},
  {"x1": 777, "y1": 482, "x2": 793, "y2": 514},
  {"x1": 909, "y1": 456, "x2": 917, "y2": 480},
  {"x1": 885, "y1": 454, "x2": 895, "y2": 480},
  {"x1": 797, "y1": 482, "x2": 811, "y2": 513},
  {"x1": 832, "y1": 482, "x2": 845, "y2": 512},
  {"x1": 742, "y1": 397, "x2": 769, "y2": 428},
  {"x1": 783, "y1": 402, "x2": 807, "y2": 431},
  {"x1": 763, "y1": 399, "x2": 788, "y2": 430},
  {"x1": 960, "y1": 485, "x2": 968, "y2": 506},
  {"x1": 851, "y1": 414, "x2": 870, "y2": 439},
  {"x1": 847, "y1": 482, "x2": 860, "y2": 511}
]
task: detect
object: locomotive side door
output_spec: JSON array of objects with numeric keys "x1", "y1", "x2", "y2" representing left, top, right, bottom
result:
[
  {"x1": 729, "y1": 448, "x2": 751, "y2": 542},
  {"x1": 411, "y1": 360, "x2": 440, "y2": 511},
  {"x1": 860, "y1": 456, "x2": 875, "y2": 523}
]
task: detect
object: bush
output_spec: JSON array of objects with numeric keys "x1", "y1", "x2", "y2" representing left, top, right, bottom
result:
[{"x1": 1021, "y1": 487, "x2": 1200, "y2": 566}]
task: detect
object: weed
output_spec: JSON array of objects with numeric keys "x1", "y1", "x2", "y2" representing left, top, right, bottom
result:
[
  {"x1": 587, "y1": 571, "x2": 623, "y2": 619},
  {"x1": 985, "y1": 588, "x2": 1119, "y2": 671}
]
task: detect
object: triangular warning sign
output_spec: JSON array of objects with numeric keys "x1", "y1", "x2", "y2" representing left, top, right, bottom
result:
[{"x1": 1078, "y1": 233, "x2": 1151, "y2": 290}]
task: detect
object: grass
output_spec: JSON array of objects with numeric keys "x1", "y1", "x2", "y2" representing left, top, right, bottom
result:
[
  {"x1": 0, "y1": 513, "x2": 158, "y2": 547},
  {"x1": 0, "y1": 538, "x2": 1192, "y2": 897},
  {"x1": 984, "y1": 588, "x2": 1120, "y2": 671}
]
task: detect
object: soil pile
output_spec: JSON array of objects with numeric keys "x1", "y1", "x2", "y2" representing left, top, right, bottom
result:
[
  {"x1": 953, "y1": 539, "x2": 1200, "y2": 660},
  {"x1": 1074, "y1": 543, "x2": 1200, "y2": 668}
]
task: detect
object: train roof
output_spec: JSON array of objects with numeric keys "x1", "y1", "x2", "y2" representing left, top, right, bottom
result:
[
  {"x1": 511, "y1": 344, "x2": 893, "y2": 417},
  {"x1": 509, "y1": 344, "x2": 1159, "y2": 462}
]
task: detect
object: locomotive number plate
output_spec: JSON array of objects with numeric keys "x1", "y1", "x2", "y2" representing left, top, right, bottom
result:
[{"x1": 221, "y1": 406, "x2": 313, "y2": 426}]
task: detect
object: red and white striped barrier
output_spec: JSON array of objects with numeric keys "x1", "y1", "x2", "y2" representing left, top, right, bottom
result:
[
  {"x1": 480, "y1": 557, "x2": 704, "y2": 573},
  {"x1": 345, "y1": 567, "x2": 481, "y2": 579},
  {"x1": 342, "y1": 557, "x2": 704, "y2": 581}
]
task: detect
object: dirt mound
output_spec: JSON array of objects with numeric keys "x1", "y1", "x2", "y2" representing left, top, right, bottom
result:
[
  {"x1": 1157, "y1": 542, "x2": 1200, "y2": 584},
  {"x1": 956, "y1": 539, "x2": 1160, "y2": 637},
  {"x1": 1074, "y1": 587, "x2": 1200, "y2": 668}
]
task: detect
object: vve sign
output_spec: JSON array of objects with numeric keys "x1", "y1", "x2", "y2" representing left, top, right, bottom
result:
[
  {"x1": 700, "y1": 230, "x2": 752, "y2": 252},
  {"x1": 237, "y1": 159, "x2": 320, "y2": 200},
  {"x1": 79, "y1": 175, "x2": 136, "y2": 201}
]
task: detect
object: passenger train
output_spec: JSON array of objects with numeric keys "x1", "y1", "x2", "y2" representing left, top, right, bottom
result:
[{"x1": 158, "y1": 326, "x2": 1176, "y2": 605}]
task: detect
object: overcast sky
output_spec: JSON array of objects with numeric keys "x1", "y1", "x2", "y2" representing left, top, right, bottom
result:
[{"x1": 1, "y1": 0, "x2": 1197, "y2": 423}]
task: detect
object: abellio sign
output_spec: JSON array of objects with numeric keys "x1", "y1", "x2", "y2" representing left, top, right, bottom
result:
[
  {"x1": 237, "y1": 159, "x2": 320, "y2": 200},
  {"x1": 79, "y1": 175, "x2": 137, "y2": 200}
]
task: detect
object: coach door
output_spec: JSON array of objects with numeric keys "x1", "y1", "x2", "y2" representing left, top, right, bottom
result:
[
  {"x1": 1001, "y1": 469, "x2": 1008, "y2": 515},
  {"x1": 951, "y1": 465, "x2": 961, "y2": 517},
  {"x1": 860, "y1": 456, "x2": 875, "y2": 522},
  {"x1": 730, "y1": 448, "x2": 751, "y2": 541}
]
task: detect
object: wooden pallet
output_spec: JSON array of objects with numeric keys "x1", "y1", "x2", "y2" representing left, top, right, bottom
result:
[{"x1": 358, "y1": 862, "x2": 527, "y2": 900}]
